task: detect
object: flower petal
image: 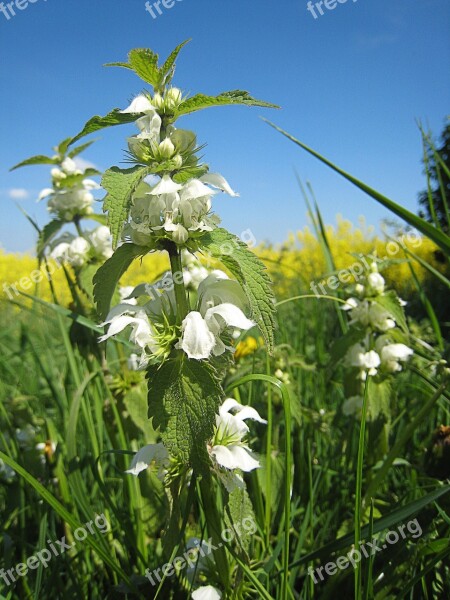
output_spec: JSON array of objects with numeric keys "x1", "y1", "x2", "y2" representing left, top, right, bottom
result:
[
  {"x1": 192, "y1": 586, "x2": 222, "y2": 600},
  {"x1": 200, "y1": 173, "x2": 239, "y2": 197},
  {"x1": 205, "y1": 303, "x2": 254, "y2": 332},
  {"x1": 125, "y1": 443, "x2": 168, "y2": 476},
  {"x1": 121, "y1": 95, "x2": 154, "y2": 114},
  {"x1": 179, "y1": 311, "x2": 216, "y2": 360}
]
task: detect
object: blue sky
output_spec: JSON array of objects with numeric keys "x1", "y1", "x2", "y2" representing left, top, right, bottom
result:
[{"x1": 0, "y1": 0, "x2": 449, "y2": 253}]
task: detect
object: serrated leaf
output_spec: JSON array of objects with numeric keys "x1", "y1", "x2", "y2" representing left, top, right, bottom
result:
[
  {"x1": 177, "y1": 91, "x2": 280, "y2": 117},
  {"x1": 172, "y1": 164, "x2": 209, "y2": 184},
  {"x1": 128, "y1": 48, "x2": 160, "y2": 87},
  {"x1": 76, "y1": 262, "x2": 99, "y2": 300},
  {"x1": 10, "y1": 155, "x2": 59, "y2": 171},
  {"x1": 102, "y1": 166, "x2": 149, "y2": 248},
  {"x1": 70, "y1": 109, "x2": 141, "y2": 145},
  {"x1": 62, "y1": 169, "x2": 100, "y2": 188},
  {"x1": 147, "y1": 356, "x2": 223, "y2": 471},
  {"x1": 225, "y1": 485, "x2": 256, "y2": 553},
  {"x1": 37, "y1": 219, "x2": 64, "y2": 258},
  {"x1": 67, "y1": 139, "x2": 96, "y2": 159},
  {"x1": 93, "y1": 243, "x2": 149, "y2": 319},
  {"x1": 375, "y1": 291, "x2": 408, "y2": 333},
  {"x1": 158, "y1": 39, "x2": 191, "y2": 87},
  {"x1": 200, "y1": 228, "x2": 276, "y2": 353}
]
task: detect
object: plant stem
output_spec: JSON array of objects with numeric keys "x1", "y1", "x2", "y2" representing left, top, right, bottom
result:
[
  {"x1": 166, "y1": 241, "x2": 189, "y2": 324},
  {"x1": 74, "y1": 217, "x2": 84, "y2": 237},
  {"x1": 199, "y1": 476, "x2": 230, "y2": 592}
]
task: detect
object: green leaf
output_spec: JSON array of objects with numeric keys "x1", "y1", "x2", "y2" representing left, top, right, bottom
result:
[
  {"x1": 128, "y1": 48, "x2": 160, "y2": 87},
  {"x1": 93, "y1": 243, "x2": 149, "y2": 319},
  {"x1": 56, "y1": 137, "x2": 73, "y2": 156},
  {"x1": 37, "y1": 219, "x2": 64, "y2": 258},
  {"x1": 85, "y1": 213, "x2": 108, "y2": 225},
  {"x1": 70, "y1": 109, "x2": 141, "y2": 145},
  {"x1": 67, "y1": 139, "x2": 96, "y2": 158},
  {"x1": 102, "y1": 165, "x2": 149, "y2": 248},
  {"x1": 176, "y1": 91, "x2": 280, "y2": 117},
  {"x1": 225, "y1": 485, "x2": 256, "y2": 553},
  {"x1": 158, "y1": 39, "x2": 191, "y2": 87},
  {"x1": 172, "y1": 164, "x2": 209, "y2": 184},
  {"x1": 10, "y1": 155, "x2": 59, "y2": 171},
  {"x1": 375, "y1": 290, "x2": 408, "y2": 333},
  {"x1": 104, "y1": 61, "x2": 133, "y2": 70},
  {"x1": 265, "y1": 120, "x2": 450, "y2": 255},
  {"x1": 201, "y1": 228, "x2": 276, "y2": 353},
  {"x1": 147, "y1": 356, "x2": 223, "y2": 471}
]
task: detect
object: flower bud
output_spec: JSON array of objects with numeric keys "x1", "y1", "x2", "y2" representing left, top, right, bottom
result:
[
  {"x1": 172, "y1": 154, "x2": 183, "y2": 169},
  {"x1": 171, "y1": 223, "x2": 189, "y2": 244},
  {"x1": 61, "y1": 157, "x2": 77, "y2": 174},
  {"x1": 51, "y1": 168, "x2": 66, "y2": 181},
  {"x1": 158, "y1": 138, "x2": 176, "y2": 159},
  {"x1": 152, "y1": 92, "x2": 164, "y2": 110},
  {"x1": 165, "y1": 87, "x2": 183, "y2": 110}
]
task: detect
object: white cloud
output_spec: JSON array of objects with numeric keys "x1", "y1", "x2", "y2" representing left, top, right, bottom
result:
[
  {"x1": 73, "y1": 156, "x2": 99, "y2": 172},
  {"x1": 8, "y1": 188, "x2": 30, "y2": 200}
]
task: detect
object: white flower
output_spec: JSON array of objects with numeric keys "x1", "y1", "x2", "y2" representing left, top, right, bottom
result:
[
  {"x1": 121, "y1": 94, "x2": 154, "y2": 114},
  {"x1": 119, "y1": 286, "x2": 138, "y2": 305},
  {"x1": 192, "y1": 586, "x2": 222, "y2": 600},
  {"x1": 199, "y1": 173, "x2": 239, "y2": 197},
  {"x1": 46, "y1": 186, "x2": 94, "y2": 221},
  {"x1": 345, "y1": 344, "x2": 380, "y2": 377},
  {"x1": 342, "y1": 395, "x2": 363, "y2": 417},
  {"x1": 368, "y1": 303, "x2": 395, "y2": 332},
  {"x1": 125, "y1": 443, "x2": 169, "y2": 476},
  {"x1": 69, "y1": 237, "x2": 91, "y2": 266},
  {"x1": 150, "y1": 174, "x2": 182, "y2": 196},
  {"x1": 209, "y1": 399, "x2": 266, "y2": 474},
  {"x1": 99, "y1": 308, "x2": 158, "y2": 352},
  {"x1": 178, "y1": 304, "x2": 254, "y2": 360},
  {"x1": 375, "y1": 336, "x2": 413, "y2": 372},
  {"x1": 51, "y1": 235, "x2": 91, "y2": 267},
  {"x1": 88, "y1": 226, "x2": 113, "y2": 260},
  {"x1": 61, "y1": 157, "x2": 78, "y2": 174},
  {"x1": 342, "y1": 297, "x2": 359, "y2": 311},
  {"x1": 165, "y1": 87, "x2": 183, "y2": 109},
  {"x1": 367, "y1": 272, "x2": 385, "y2": 295}
]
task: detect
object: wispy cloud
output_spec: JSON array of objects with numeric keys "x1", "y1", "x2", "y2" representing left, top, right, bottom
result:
[
  {"x1": 73, "y1": 156, "x2": 99, "y2": 172},
  {"x1": 8, "y1": 188, "x2": 30, "y2": 200}
]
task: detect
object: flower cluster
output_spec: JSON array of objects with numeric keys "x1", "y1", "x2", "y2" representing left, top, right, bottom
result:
[
  {"x1": 99, "y1": 271, "x2": 254, "y2": 367},
  {"x1": 50, "y1": 226, "x2": 113, "y2": 267},
  {"x1": 120, "y1": 93, "x2": 238, "y2": 246},
  {"x1": 340, "y1": 261, "x2": 413, "y2": 416},
  {"x1": 342, "y1": 262, "x2": 413, "y2": 380},
  {"x1": 126, "y1": 398, "x2": 265, "y2": 489},
  {"x1": 38, "y1": 156, "x2": 100, "y2": 222}
]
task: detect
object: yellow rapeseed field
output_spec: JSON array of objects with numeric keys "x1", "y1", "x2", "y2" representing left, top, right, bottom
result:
[{"x1": 0, "y1": 217, "x2": 443, "y2": 306}]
